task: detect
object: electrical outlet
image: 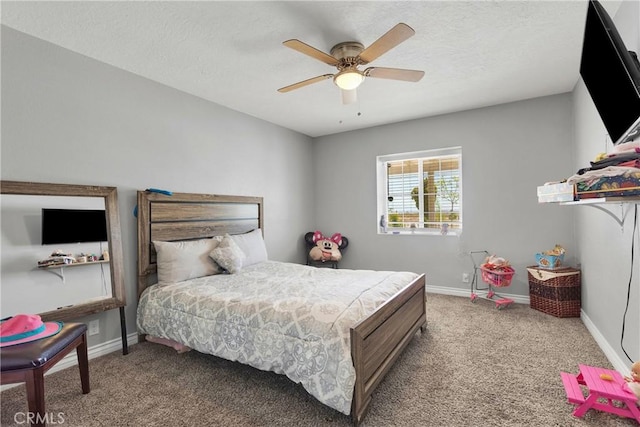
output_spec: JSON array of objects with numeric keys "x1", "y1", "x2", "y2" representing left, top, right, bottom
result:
[
  {"x1": 89, "y1": 320, "x2": 99, "y2": 336},
  {"x1": 462, "y1": 273, "x2": 470, "y2": 283}
]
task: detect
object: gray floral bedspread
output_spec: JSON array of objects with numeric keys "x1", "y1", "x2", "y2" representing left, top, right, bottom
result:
[{"x1": 137, "y1": 261, "x2": 419, "y2": 415}]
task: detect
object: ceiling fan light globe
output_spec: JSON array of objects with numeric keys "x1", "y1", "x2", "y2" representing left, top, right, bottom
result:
[
  {"x1": 334, "y1": 70, "x2": 364, "y2": 90},
  {"x1": 341, "y1": 89, "x2": 357, "y2": 105}
]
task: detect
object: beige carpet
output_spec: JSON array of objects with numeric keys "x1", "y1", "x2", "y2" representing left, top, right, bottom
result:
[{"x1": 1, "y1": 293, "x2": 637, "y2": 426}]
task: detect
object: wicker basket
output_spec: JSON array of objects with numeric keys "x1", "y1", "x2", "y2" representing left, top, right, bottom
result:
[{"x1": 527, "y1": 267, "x2": 581, "y2": 318}]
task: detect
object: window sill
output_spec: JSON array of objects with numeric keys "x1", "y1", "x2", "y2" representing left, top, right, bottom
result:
[{"x1": 378, "y1": 229, "x2": 461, "y2": 236}]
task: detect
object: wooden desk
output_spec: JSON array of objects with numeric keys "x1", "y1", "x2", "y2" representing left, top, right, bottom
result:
[{"x1": 561, "y1": 364, "x2": 640, "y2": 423}]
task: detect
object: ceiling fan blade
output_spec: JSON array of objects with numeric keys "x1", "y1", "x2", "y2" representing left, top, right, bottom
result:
[
  {"x1": 277, "y1": 74, "x2": 334, "y2": 93},
  {"x1": 358, "y1": 23, "x2": 416, "y2": 64},
  {"x1": 364, "y1": 67, "x2": 425, "y2": 82},
  {"x1": 283, "y1": 39, "x2": 339, "y2": 66}
]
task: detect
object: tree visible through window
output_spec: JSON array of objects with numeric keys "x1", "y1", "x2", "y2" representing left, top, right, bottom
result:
[{"x1": 377, "y1": 148, "x2": 462, "y2": 235}]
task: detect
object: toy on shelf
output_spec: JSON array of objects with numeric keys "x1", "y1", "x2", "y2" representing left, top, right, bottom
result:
[
  {"x1": 37, "y1": 251, "x2": 75, "y2": 268},
  {"x1": 469, "y1": 251, "x2": 514, "y2": 309}
]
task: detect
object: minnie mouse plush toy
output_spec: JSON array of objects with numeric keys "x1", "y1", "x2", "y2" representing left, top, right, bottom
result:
[{"x1": 308, "y1": 231, "x2": 346, "y2": 262}]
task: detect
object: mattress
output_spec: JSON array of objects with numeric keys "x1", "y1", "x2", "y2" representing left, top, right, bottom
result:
[{"x1": 136, "y1": 260, "x2": 420, "y2": 415}]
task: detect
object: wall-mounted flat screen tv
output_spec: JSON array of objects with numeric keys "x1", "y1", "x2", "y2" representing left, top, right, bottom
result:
[
  {"x1": 580, "y1": 0, "x2": 640, "y2": 145},
  {"x1": 41, "y1": 209, "x2": 108, "y2": 245}
]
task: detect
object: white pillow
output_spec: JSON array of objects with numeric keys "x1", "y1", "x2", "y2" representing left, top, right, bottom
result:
[
  {"x1": 153, "y1": 238, "x2": 222, "y2": 283},
  {"x1": 209, "y1": 235, "x2": 246, "y2": 274},
  {"x1": 229, "y1": 229, "x2": 268, "y2": 267}
]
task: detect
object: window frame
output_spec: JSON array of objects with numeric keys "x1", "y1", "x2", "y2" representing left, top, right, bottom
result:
[{"x1": 376, "y1": 147, "x2": 462, "y2": 236}]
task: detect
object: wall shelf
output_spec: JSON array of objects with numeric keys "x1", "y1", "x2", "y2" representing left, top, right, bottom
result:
[
  {"x1": 560, "y1": 197, "x2": 640, "y2": 227},
  {"x1": 38, "y1": 260, "x2": 109, "y2": 282},
  {"x1": 38, "y1": 259, "x2": 109, "y2": 270},
  {"x1": 560, "y1": 197, "x2": 640, "y2": 205}
]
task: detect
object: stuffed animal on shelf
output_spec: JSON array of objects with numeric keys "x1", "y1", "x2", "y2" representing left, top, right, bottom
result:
[
  {"x1": 306, "y1": 231, "x2": 347, "y2": 263},
  {"x1": 624, "y1": 361, "x2": 640, "y2": 398}
]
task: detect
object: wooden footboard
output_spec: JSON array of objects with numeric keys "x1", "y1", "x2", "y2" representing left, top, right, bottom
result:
[{"x1": 350, "y1": 273, "x2": 426, "y2": 426}]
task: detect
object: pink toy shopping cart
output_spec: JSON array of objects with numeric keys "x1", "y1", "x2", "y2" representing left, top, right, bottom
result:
[{"x1": 469, "y1": 250, "x2": 515, "y2": 309}]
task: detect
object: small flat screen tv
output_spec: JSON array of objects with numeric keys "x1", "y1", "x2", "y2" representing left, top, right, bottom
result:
[
  {"x1": 41, "y1": 209, "x2": 108, "y2": 245},
  {"x1": 580, "y1": 0, "x2": 640, "y2": 145}
]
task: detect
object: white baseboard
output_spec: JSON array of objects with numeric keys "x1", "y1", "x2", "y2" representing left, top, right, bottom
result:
[
  {"x1": 580, "y1": 310, "x2": 630, "y2": 373},
  {"x1": 426, "y1": 284, "x2": 530, "y2": 305},
  {"x1": 1, "y1": 332, "x2": 139, "y2": 392}
]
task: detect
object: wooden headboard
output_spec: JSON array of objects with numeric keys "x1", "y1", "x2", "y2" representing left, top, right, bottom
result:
[{"x1": 136, "y1": 190, "x2": 263, "y2": 298}]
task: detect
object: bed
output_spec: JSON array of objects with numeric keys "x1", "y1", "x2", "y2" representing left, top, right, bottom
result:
[{"x1": 135, "y1": 190, "x2": 427, "y2": 425}]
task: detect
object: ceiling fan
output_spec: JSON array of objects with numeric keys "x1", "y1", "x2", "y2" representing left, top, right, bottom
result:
[{"x1": 277, "y1": 23, "x2": 425, "y2": 104}]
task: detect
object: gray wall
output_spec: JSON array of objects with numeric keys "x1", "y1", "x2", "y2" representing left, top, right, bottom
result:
[
  {"x1": 571, "y1": 0, "x2": 639, "y2": 370},
  {"x1": 313, "y1": 94, "x2": 576, "y2": 298},
  {"x1": 1, "y1": 26, "x2": 316, "y2": 347}
]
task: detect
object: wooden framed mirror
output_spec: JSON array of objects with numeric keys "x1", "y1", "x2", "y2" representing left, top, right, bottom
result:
[{"x1": 1, "y1": 180, "x2": 126, "y2": 322}]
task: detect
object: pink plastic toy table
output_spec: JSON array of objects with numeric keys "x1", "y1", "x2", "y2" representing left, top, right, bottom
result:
[{"x1": 561, "y1": 364, "x2": 640, "y2": 423}]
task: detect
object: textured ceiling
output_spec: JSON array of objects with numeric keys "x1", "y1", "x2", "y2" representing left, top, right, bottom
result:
[{"x1": 1, "y1": 1, "x2": 622, "y2": 137}]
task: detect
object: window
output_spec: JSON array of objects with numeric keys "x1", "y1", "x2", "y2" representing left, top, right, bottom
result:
[{"x1": 377, "y1": 147, "x2": 462, "y2": 235}]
